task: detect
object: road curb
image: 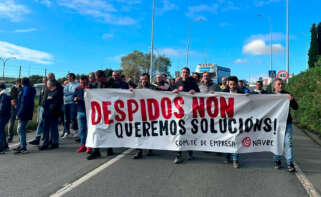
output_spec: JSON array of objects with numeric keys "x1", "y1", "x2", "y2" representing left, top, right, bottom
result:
[{"x1": 298, "y1": 126, "x2": 321, "y2": 147}]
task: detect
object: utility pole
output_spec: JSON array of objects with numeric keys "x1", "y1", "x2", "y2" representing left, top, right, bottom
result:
[
  {"x1": 19, "y1": 65, "x2": 21, "y2": 79},
  {"x1": 186, "y1": 18, "x2": 203, "y2": 70},
  {"x1": 286, "y1": 0, "x2": 289, "y2": 78},
  {"x1": 0, "y1": 57, "x2": 16, "y2": 81},
  {"x1": 149, "y1": 0, "x2": 155, "y2": 82}
]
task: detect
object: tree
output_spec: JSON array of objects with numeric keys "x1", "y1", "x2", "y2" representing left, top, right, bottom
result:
[
  {"x1": 308, "y1": 24, "x2": 319, "y2": 69},
  {"x1": 104, "y1": 68, "x2": 113, "y2": 77},
  {"x1": 29, "y1": 75, "x2": 43, "y2": 85},
  {"x1": 315, "y1": 56, "x2": 321, "y2": 67},
  {"x1": 317, "y1": 22, "x2": 321, "y2": 55},
  {"x1": 121, "y1": 50, "x2": 172, "y2": 83}
]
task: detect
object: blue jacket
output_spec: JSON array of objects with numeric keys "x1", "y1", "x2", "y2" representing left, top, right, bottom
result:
[
  {"x1": 17, "y1": 86, "x2": 36, "y2": 121},
  {"x1": 64, "y1": 82, "x2": 80, "y2": 104},
  {"x1": 0, "y1": 90, "x2": 11, "y2": 118}
]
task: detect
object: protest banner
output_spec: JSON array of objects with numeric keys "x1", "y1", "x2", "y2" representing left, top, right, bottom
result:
[{"x1": 85, "y1": 89, "x2": 289, "y2": 154}]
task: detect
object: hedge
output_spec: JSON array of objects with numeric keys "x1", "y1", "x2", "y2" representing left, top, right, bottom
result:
[{"x1": 285, "y1": 66, "x2": 321, "y2": 134}]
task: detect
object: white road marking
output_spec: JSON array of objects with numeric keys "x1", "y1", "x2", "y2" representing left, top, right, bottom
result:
[
  {"x1": 294, "y1": 161, "x2": 321, "y2": 197},
  {"x1": 50, "y1": 148, "x2": 134, "y2": 197}
]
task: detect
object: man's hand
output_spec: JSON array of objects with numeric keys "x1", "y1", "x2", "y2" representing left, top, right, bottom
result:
[
  {"x1": 129, "y1": 88, "x2": 134, "y2": 92},
  {"x1": 172, "y1": 89, "x2": 179, "y2": 93},
  {"x1": 209, "y1": 90, "x2": 215, "y2": 94},
  {"x1": 16, "y1": 116, "x2": 20, "y2": 120},
  {"x1": 74, "y1": 97, "x2": 79, "y2": 102},
  {"x1": 189, "y1": 90, "x2": 195, "y2": 95},
  {"x1": 245, "y1": 93, "x2": 249, "y2": 96},
  {"x1": 11, "y1": 99, "x2": 17, "y2": 106},
  {"x1": 288, "y1": 94, "x2": 293, "y2": 101}
]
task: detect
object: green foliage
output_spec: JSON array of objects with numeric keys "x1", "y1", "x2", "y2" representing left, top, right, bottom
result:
[
  {"x1": 315, "y1": 56, "x2": 321, "y2": 67},
  {"x1": 285, "y1": 67, "x2": 321, "y2": 134},
  {"x1": 121, "y1": 50, "x2": 172, "y2": 83},
  {"x1": 308, "y1": 23, "x2": 321, "y2": 69},
  {"x1": 29, "y1": 75, "x2": 44, "y2": 85},
  {"x1": 317, "y1": 22, "x2": 321, "y2": 54}
]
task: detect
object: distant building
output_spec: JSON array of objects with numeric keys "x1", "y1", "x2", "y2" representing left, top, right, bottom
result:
[{"x1": 195, "y1": 64, "x2": 231, "y2": 84}]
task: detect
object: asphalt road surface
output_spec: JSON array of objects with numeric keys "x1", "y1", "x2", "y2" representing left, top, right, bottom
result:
[{"x1": 0, "y1": 126, "x2": 320, "y2": 197}]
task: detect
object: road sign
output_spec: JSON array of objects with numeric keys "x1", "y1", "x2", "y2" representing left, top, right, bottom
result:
[
  {"x1": 268, "y1": 70, "x2": 276, "y2": 78},
  {"x1": 276, "y1": 70, "x2": 289, "y2": 81}
]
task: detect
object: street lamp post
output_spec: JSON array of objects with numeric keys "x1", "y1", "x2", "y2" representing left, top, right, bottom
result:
[
  {"x1": 258, "y1": 14, "x2": 273, "y2": 73},
  {"x1": 286, "y1": 0, "x2": 289, "y2": 77},
  {"x1": 0, "y1": 57, "x2": 16, "y2": 81},
  {"x1": 204, "y1": 40, "x2": 214, "y2": 65},
  {"x1": 149, "y1": 0, "x2": 156, "y2": 83},
  {"x1": 186, "y1": 18, "x2": 203, "y2": 70}
]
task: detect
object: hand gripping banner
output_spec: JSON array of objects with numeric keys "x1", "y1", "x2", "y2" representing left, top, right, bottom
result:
[{"x1": 85, "y1": 89, "x2": 290, "y2": 155}]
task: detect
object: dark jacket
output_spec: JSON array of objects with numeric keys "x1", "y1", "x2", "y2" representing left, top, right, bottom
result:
[
  {"x1": 72, "y1": 84, "x2": 93, "y2": 113},
  {"x1": 275, "y1": 90, "x2": 298, "y2": 124},
  {"x1": 110, "y1": 80, "x2": 129, "y2": 89},
  {"x1": 41, "y1": 81, "x2": 63, "y2": 107},
  {"x1": 239, "y1": 86, "x2": 249, "y2": 93},
  {"x1": 43, "y1": 88, "x2": 63, "y2": 119},
  {"x1": 16, "y1": 86, "x2": 36, "y2": 121},
  {"x1": 251, "y1": 89, "x2": 268, "y2": 94},
  {"x1": 137, "y1": 83, "x2": 158, "y2": 90},
  {"x1": 0, "y1": 91, "x2": 11, "y2": 118},
  {"x1": 174, "y1": 78, "x2": 200, "y2": 93},
  {"x1": 38, "y1": 85, "x2": 47, "y2": 107},
  {"x1": 223, "y1": 87, "x2": 245, "y2": 94}
]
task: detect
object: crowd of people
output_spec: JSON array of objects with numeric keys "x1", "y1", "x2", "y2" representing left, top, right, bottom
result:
[{"x1": 0, "y1": 67, "x2": 298, "y2": 173}]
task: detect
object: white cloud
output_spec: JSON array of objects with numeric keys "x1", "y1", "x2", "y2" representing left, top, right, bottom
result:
[
  {"x1": 14, "y1": 28, "x2": 37, "y2": 33},
  {"x1": 0, "y1": 0, "x2": 30, "y2": 22},
  {"x1": 186, "y1": 4, "x2": 218, "y2": 18},
  {"x1": 246, "y1": 32, "x2": 296, "y2": 43},
  {"x1": 234, "y1": 58, "x2": 247, "y2": 64},
  {"x1": 254, "y1": 0, "x2": 281, "y2": 7},
  {"x1": 0, "y1": 41, "x2": 53, "y2": 64},
  {"x1": 158, "y1": 0, "x2": 178, "y2": 14},
  {"x1": 186, "y1": 1, "x2": 238, "y2": 18},
  {"x1": 158, "y1": 48, "x2": 202, "y2": 57},
  {"x1": 242, "y1": 39, "x2": 284, "y2": 55},
  {"x1": 102, "y1": 33, "x2": 114, "y2": 39},
  {"x1": 34, "y1": 0, "x2": 52, "y2": 7},
  {"x1": 57, "y1": 0, "x2": 137, "y2": 25}
]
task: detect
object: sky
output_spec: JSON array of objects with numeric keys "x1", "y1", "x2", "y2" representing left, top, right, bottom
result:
[{"x1": 0, "y1": 0, "x2": 320, "y2": 80}]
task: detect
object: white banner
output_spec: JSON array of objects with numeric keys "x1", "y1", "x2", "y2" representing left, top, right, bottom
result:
[{"x1": 85, "y1": 89, "x2": 289, "y2": 154}]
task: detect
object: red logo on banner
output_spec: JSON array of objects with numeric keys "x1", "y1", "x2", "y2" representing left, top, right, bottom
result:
[
  {"x1": 178, "y1": 86, "x2": 184, "y2": 91},
  {"x1": 242, "y1": 137, "x2": 251, "y2": 148}
]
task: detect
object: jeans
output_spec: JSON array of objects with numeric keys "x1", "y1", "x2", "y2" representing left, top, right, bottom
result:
[
  {"x1": 64, "y1": 104, "x2": 78, "y2": 133},
  {"x1": 17, "y1": 120, "x2": 29, "y2": 149},
  {"x1": 42, "y1": 118, "x2": 59, "y2": 146},
  {"x1": 0, "y1": 116, "x2": 10, "y2": 151},
  {"x1": 273, "y1": 124, "x2": 294, "y2": 164},
  {"x1": 225, "y1": 153, "x2": 239, "y2": 161},
  {"x1": 77, "y1": 112, "x2": 87, "y2": 145},
  {"x1": 7, "y1": 107, "x2": 16, "y2": 139},
  {"x1": 35, "y1": 107, "x2": 44, "y2": 138}
]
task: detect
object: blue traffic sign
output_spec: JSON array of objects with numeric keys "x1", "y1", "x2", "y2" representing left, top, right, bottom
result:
[{"x1": 269, "y1": 70, "x2": 276, "y2": 78}]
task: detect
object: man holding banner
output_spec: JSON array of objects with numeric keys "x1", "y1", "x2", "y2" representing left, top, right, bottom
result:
[
  {"x1": 272, "y1": 78, "x2": 298, "y2": 172},
  {"x1": 172, "y1": 67, "x2": 200, "y2": 164},
  {"x1": 133, "y1": 73, "x2": 158, "y2": 159}
]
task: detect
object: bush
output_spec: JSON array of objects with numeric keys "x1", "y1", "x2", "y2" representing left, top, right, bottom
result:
[{"x1": 285, "y1": 66, "x2": 321, "y2": 134}]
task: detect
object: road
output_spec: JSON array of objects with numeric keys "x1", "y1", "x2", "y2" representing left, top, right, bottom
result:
[{"x1": 0, "y1": 126, "x2": 320, "y2": 197}]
